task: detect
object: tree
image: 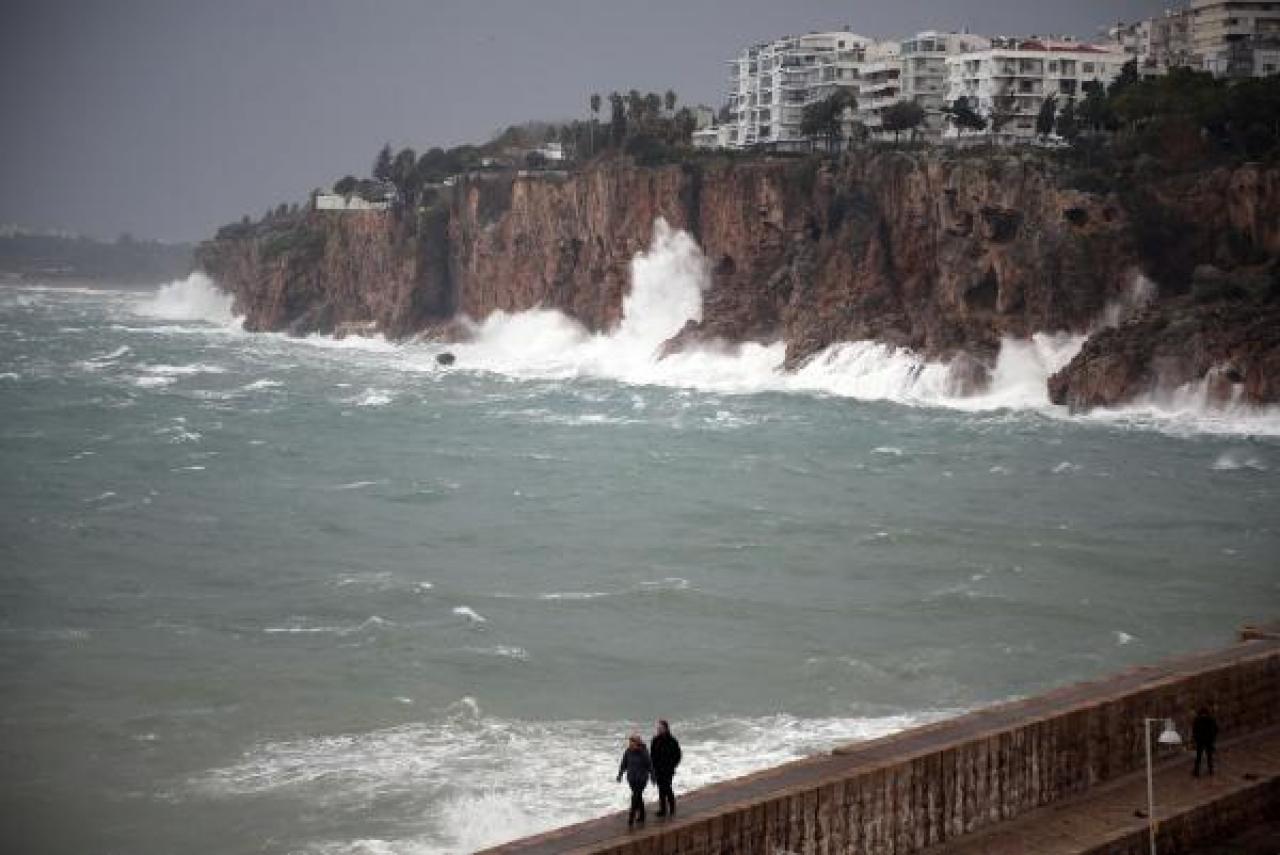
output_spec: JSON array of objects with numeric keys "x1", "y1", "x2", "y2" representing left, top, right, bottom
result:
[
  {"x1": 1056, "y1": 99, "x2": 1080, "y2": 143},
  {"x1": 1107, "y1": 59, "x2": 1140, "y2": 99},
  {"x1": 644, "y1": 92, "x2": 663, "y2": 126},
  {"x1": 333, "y1": 175, "x2": 359, "y2": 196},
  {"x1": 589, "y1": 93, "x2": 601, "y2": 155},
  {"x1": 664, "y1": 89, "x2": 677, "y2": 114},
  {"x1": 1079, "y1": 85, "x2": 1112, "y2": 135},
  {"x1": 672, "y1": 107, "x2": 697, "y2": 144},
  {"x1": 391, "y1": 147, "x2": 417, "y2": 204},
  {"x1": 373, "y1": 143, "x2": 393, "y2": 182},
  {"x1": 1035, "y1": 96, "x2": 1058, "y2": 140},
  {"x1": 946, "y1": 97, "x2": 987, "y2": 135},
  {"x1": 609, "y1": 91, "x2": 628, "y2": 145},
  {"x1": 988, "y1": 96, "x2": 1017, "y2": 142},
  {"x1": 801, "y1": 89, "x2": 857, "y2": 152},
  {"x1": 880, "y1": 100, "x2": 926, "y2": 145}
]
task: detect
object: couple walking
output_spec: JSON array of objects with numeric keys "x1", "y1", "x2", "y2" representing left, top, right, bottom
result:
[{"x1": 616, "y1": 719, "x2": 682, "y2": 827}]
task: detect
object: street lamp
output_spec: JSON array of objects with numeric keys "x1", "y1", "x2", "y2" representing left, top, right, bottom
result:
[{"x1": 1144, "y1": 717, "x2": 1183, "y2": 855}]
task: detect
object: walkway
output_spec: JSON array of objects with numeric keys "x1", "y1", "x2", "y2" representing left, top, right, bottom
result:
[{"x1": 924, "y1": 726, "x2": 1280, "y2": 855}]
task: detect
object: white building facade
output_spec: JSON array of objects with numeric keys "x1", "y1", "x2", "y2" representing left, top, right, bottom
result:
[
  {"x1": 856, "y1": 41, "x2": 903, "y2": 140},
  {"x1": 1190, "y1": 0, "x2": 1280, "y2": 77},
  {"x1": 314, "y1": 194, "x2": 390, "y2": 212},
  {"x1": 1114, "y1": 2, "x2": 1279, "y2": 78},
  {"x1": 944, "y1": 38, "x2": 1128, "y2": 142},
  {"x1": 899, "y1": 31, "x2": 993, "y2": 140},
  {"x1": 723, "y1": 31, "x2": 881, "y2": 150}
]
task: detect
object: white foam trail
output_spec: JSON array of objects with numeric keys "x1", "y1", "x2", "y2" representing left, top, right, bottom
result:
[
  {"x1": 1211, "y1": 449, "x2": 1268, "y2": 471},
  {"x1": 347, "y1": 389, "x2": 393, "y2": 408},
  {"x1": 190, "y1": 704, "x2": 950, "y2": 854},
  {"x1": 451, "y1": 606, "x2": 486, "y2": 625},
  {"x1": 136, "y1": 271, "x2": 237, "y2": 325}
]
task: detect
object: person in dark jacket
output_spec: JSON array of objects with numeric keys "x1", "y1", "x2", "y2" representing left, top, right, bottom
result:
[
  {"x1": 616, "y1": 734, "x2": 653, "y2": 827},
  {"x1": 650, "y1": 719, "x2": 683, "y2": 817},
  {"x1": 1192, "y1": 707, "x2": 1218, "y2": 777}
]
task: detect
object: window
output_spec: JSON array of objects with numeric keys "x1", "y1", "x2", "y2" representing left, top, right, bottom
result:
[{"x1": 1082, "y1": 62, "x2": 1095, "y2": 73}]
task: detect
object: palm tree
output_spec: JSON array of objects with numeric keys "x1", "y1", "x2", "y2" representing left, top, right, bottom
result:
[
  {"x1": 627, "y1": 89, "x2": 644, "y2": 123},
  {"x1": 589, "y1": 93, "x2": 601, "y2": 155}
]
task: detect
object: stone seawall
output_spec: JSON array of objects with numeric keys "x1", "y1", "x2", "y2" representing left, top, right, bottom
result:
[{"x1": 483, "y1": 636, "x2": 1280, "y2": 854}]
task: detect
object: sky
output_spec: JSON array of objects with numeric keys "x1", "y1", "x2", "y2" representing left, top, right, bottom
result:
[{"x1": 1, "y1": 0, "x2": 1175, "y2": 243}]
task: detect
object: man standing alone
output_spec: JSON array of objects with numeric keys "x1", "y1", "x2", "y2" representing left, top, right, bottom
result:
[
  {"x1": 1192, "y1": 707, "x2": 1218, "y2": 777},
  {"x1": 650, "y1": 719, "x2": 683, "y2": 817}
]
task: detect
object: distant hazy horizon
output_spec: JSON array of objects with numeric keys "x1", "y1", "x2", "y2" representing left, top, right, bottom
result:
[{"x1": 2, "y1": 0, "x2": 1173, "y2": 243}]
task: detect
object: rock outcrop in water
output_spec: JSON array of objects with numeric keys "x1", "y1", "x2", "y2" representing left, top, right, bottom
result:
[{"x1": 197, "y1": 151, "x2": 1280, "y2": 408}]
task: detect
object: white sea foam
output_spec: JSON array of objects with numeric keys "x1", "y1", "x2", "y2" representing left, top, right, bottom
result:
[
  {"x1": 463, "y1": 645, "x2": 529, "y2": 661},
  {"x1": 348, "y1": 388, "x2": 394, "y2": 408},
  {"x1": 190, "y1": 704, "x2": 948, "y2": 854},
  {"x1": 244, "y1": 379, "x2": 283, "y2": 390},
  {"x1": 135, "y1": 271, "x2": 237, "y2": 325},
  {"x1": 132, "y1": 375, "x2": 176, "y2": 388},
  {"x1": 139, "y1": 363, "x2": 228, "y2": 377},
  {"x1": 378, "y1": 220, "x2": 1275, "y2": 436},
  {"x1": 262, "y1": 616, "x2": 392, "y2": 636},
  {"x1": 451, "y1": 606, "x2": 486, "y2": 625},
  {"x1": 329, "y1": 480, "x2": 384, "y2": 491},
  {"x1": 1210, "y1": 449, "x2": 1268, "y2": 471}
]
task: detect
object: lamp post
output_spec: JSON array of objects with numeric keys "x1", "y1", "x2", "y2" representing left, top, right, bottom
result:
[{"x1": 1144, "y1": 717, "x2": 1183, "y2": 855}]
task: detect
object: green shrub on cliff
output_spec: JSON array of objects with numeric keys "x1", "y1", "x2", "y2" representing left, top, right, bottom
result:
[{"x1": 260, "y1": 223, "x2": 326, "y2": 263}]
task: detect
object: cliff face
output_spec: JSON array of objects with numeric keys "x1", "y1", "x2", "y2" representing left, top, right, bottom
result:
[{"x1": 198, "y1": 152, "x2": 1280, "y2": 407}]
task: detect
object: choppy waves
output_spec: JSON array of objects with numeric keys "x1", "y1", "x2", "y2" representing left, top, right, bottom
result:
[{"x1": 188, "y1": 699, "x2": 945, "y2": 854}]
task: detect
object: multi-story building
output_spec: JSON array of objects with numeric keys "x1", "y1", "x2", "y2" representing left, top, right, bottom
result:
[
  {"x1": 1145, "y1": 7, "x2": 1198, "y2": 72},
  {"x1": 856, "y1": 41, "x2": 903, "y2": 140},
  {"x1": 1189, "y1": 0, "x2": 1280, "y2": 77},
  {"x1": 723, "y1": 31, "x2": 881, "y2": 150},
  {"x1": 899, "y1": 31, "x2": 993, "y2": 140},
  {"x1": 944, "y1": 37, "x2": 1128, "y2": 142}
]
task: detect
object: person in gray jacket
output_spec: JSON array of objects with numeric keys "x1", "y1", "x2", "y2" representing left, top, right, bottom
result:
[{"x1": 616, "y1": 734, "x2": 653, "y2": 827}]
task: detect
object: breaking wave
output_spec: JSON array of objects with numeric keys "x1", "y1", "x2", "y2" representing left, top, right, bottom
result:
[
  {"x1": 136, "y1": 271, "x2": 238, "y2": 325},
  {"x1": 411, "y1": 220, "x2": 1278, "y2": 435},
  {"x1": 188, "y1": 699, "x2": 947, "y2": 854}
]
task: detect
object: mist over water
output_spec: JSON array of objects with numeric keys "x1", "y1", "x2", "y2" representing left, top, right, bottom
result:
[{"x1": 2, "y1": 224, "x2": 1279, "y2": 853}]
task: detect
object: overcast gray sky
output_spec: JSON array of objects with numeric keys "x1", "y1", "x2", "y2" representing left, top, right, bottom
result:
[{"x1": 2, "y1": 0, "x2": 1173, "y2": 243}]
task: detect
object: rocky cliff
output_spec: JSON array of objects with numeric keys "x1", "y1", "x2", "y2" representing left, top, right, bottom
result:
[{"x1": 197, "y1": 151, "x2": 1280, "y2": 407}]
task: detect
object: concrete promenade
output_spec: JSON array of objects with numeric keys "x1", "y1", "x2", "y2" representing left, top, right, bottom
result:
[
  {"x1": 481, "y1": 635, "x2": 1280, "y2": 855},
  {"x1": 924, "y1": 726, "x2": 1280, "y2": 855}
]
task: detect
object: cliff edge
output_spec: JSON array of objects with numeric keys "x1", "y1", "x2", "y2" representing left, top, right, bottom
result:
[{"x1": 197, "y1": 151, "x2": 1280, "y2": 409}]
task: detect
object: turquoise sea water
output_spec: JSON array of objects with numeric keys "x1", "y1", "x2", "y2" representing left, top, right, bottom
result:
[{"x1": 2, "y1": 269, "x2": 1278, "y2": 853}]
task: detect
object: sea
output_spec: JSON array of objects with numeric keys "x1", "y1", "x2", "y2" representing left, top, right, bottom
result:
[{"x1": 2, "y1": 221, "x2": 1278, "y2": 854}]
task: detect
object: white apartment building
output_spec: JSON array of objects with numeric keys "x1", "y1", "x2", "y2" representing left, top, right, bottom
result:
[
  {"x1": 944, "y1": 38, "x2": 1128, "y2": 142},
  {"x1": 314, "y1": 194, "x2": 390, "y2": 212},
  {"x1": 724, "y1": 31, "x2": 879, "y2": 150},
  {"x1": 899, "y1": 31, "x2": 993, "y2": 140},
  {"x1": 1190, "y1": 0, "x2": 1280, "y2": 77},
  {"x1": 856, "y1": 41, "x2": 903, "y2": 140}
]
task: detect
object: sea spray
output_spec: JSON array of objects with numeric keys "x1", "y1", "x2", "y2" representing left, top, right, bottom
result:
[
  {"x1": 137, "y1": 271, "x2": 237, "y2": 325},
  {"x1": 441, "y1": 219, "x2": 1085, "y2": 410},
  {"x1": 125, "y1": 225, "x2": 1280, "y2": 434}
]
